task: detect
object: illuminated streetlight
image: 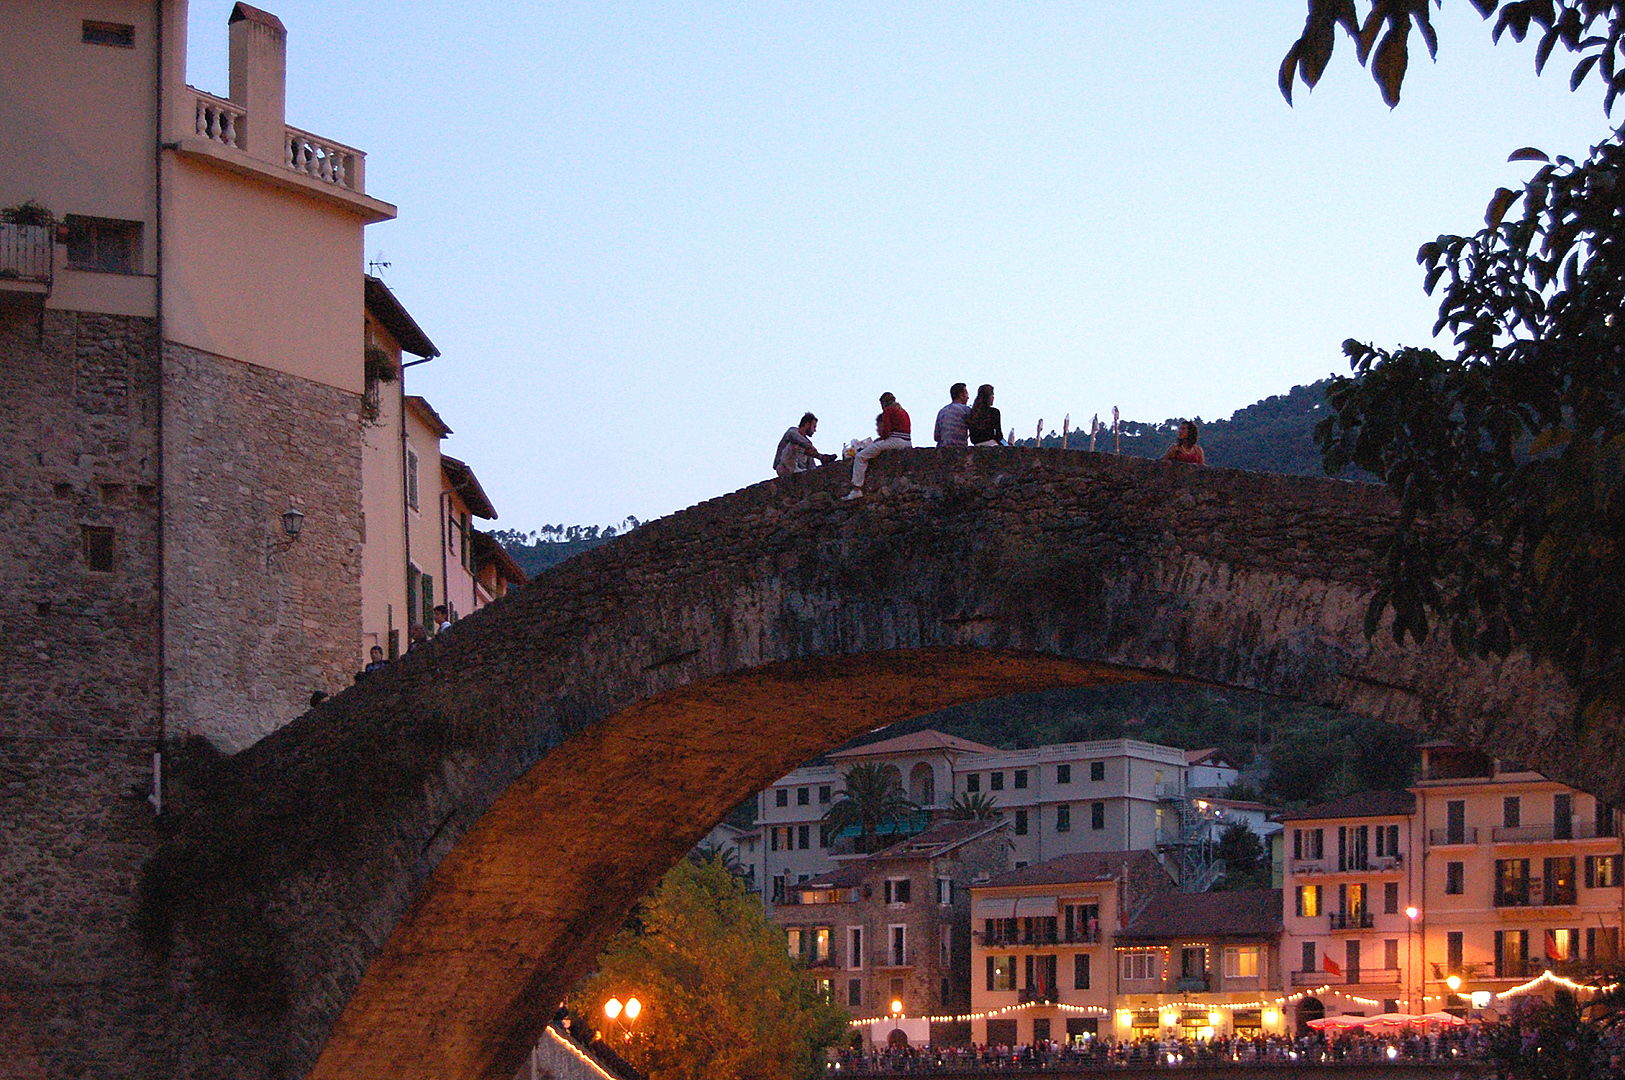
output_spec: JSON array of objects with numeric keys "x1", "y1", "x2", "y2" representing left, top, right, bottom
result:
[
  {"x1": 624, "y1": 997, "x2": 642, "y2": 1022},
  {"x1": 890, "y1": 999, "x2": 903, "y2": 1017},
  {"x1": 1445, "y1": 975, "x2": 1462, "y2": 992},
  {"x1": 1405, "y1": 906, "x2": 1420, "y2": 921},
  {"x1": 604, "y1": 998, "x2": 623, "y2": 1021}
]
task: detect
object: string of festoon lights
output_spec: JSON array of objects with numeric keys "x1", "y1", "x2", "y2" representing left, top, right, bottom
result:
[
  {"x1": 850, "y1": 971, "x2": 1622, "y2": 1030},
  {"x1": 850, "y1": 986, "x2": 1404, "y2": 1028},
  {"x1": 849, "y1": 1002, "x2": 1110, "y2": 1026}
]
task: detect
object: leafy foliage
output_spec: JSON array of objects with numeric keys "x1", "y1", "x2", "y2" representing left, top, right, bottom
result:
[
  {"x1": 0, "y1": 200, "x2": 54, "y2": 227},
  {"x1": 1212, "y1": 822, "x2": 1271, "y2": 891},
  {"x1": 1485, "y1": 985, "x2": 1625, "y2": 1079},
  {"x1": 1016, "y1": 381, "x2": 1356, "y2": 478},
  {"x1": 1317, "y1": 128, "x2": 1625, "y2": 721},
  {"x1": 1282, "y1": 1, "x2": 1625, "y2": 112},
  {"x1": 491, "y1": 519, "x2": 641, "y2": 576},
  {"x1": 570, "y1": 858, "x2": 848, "y2": 1080},
  {"x1": 948, "y1": 791, "x2": 1002, "y2": 820},
  {"x1": 823, "y1": 763, "x2": 919, "y2": 853}
]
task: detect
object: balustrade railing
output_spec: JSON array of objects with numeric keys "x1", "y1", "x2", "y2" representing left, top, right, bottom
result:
[
  {"x1": 192, "y1": 90, "x2": 245, "y2": 148},
  {"x1": 285, "y1": 126, "x2": 365, "y2": 192}
]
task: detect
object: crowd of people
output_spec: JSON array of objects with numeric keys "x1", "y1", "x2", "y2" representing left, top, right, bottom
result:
[
  {"x1": 774, "y1": 385, "x2": 1204, "y2": 502},
  {"x1": 828, "y1": 1027, "x2": 1490, "y2": 1074}
]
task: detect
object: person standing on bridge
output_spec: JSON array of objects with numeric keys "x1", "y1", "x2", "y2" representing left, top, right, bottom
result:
[
  {"x1": 933, "y1": 383, "x2": 971, "y2": 447},
  {"x1": 1162, "y1": 420, "x2": 1205, "y2": 465},
  {"x1": 844, "y1": 392, "x2": 911, "y2": 500},
  {"x1": 774, "y1": 412, "x2": 835, "y2": 478}
]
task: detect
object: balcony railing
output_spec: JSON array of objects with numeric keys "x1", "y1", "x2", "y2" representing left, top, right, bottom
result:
[
  {"x1": 1491, "y1": 823, "x2": 1603, "y2": 843},
  {"x1": 285, "y1": 125, "x2": 366, "y2": 192},
  {"x1": 1154, "y1": 783, "x2": 1183, "y2": 799},
  {"x1": 976, "y1": 929, "x2": 1101, "y2": 947},
  {"x1": 1493, "y1": 880, "x2": 1578, "y2": 908},
  {"x1": 1329, "y1": 911, "x2": 1375, "y2": 930},
  {"x1": 0, "y1": 224, "x2": 52, "y2": 284},
  {"x1": 1174, "y1": 975, "x2": 1211, "y2": 993},
  {"x1": 183, "y1": 88, "x2": 369, "y2": 196},
  {"x1": 1428, "y1": 828, "x2": 1479, "y2": 846},
  {"x1": 193, "y1": 89, "x2": 245, "y2": 149},
  {"x1": 1019, "y1": 988, "x2": 1057, "y2": 1005}
]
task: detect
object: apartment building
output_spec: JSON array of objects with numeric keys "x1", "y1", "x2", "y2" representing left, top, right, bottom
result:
[
  {"x1": 968, "y1": 850, "x2": 1172, "y2": 1047},
  {"x1": 772, "y1": 820, "x2": 1011, "y2": 1027},
  {"x1": 1280, "y1": 791, "x2": 1417, "y2": 1019},
  {"x1": 756, "y1": 731, "x2": 1200, "y2": 909},
  {"x1": 1411, "y1": 742, "x2": 1622, "y2": 1003},
  {"x1": 1276, "y1": 745, "x2": 1623, "y2": 1029},
  {"x1": 1112, "y1": 889, "x2": 1285, "y2": 1041}
]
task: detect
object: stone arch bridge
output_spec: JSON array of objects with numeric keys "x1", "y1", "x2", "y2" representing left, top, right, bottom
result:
[{"x1": 137, "y1": 450, "x2": 1604, "y2": 1080}]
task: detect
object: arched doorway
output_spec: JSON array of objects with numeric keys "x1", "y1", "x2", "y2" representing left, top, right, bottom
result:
[
  {"x1": 1296, "y1": 997, "x2": 1325, "y2": 1037},
  {"x1": 908, "y1": 762, "x2": 935, "y2": 806}
]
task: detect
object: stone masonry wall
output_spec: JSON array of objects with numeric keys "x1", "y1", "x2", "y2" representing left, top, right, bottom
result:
[
  {"x1": 162, "y1": 343, "x2": 365, "y2": 752},
  {"x1": 0, "y1": 306, "x2": 168, "y2": 1079}
]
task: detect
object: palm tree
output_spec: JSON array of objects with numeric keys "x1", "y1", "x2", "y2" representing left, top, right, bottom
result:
[
  {"x1": 948, "y1": 791, "x2": 1002, "y2": 821},
  {"x1": 823, "y1": 764, "x2": 918, "y2": 854}
]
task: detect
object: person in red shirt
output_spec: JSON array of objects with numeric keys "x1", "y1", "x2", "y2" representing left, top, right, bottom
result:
[
  {"x1": 844, "y1": 392, "x2": 911, "y2": 500},
  {"x1": 1162, "y1": 420, "x2": 1205, "y2": 465}
]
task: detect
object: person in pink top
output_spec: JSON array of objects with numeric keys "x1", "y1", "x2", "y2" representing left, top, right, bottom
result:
[
  {"x1": 1162, "y1": 420, "x2": 1205, "y2": 465},
  {"x1": 844, "y1": 392, "x2": 911, "y2": 500}
]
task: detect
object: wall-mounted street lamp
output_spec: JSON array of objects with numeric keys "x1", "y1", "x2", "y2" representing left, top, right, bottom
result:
[{"x1": 267, "y1": 505, "x2": 306, "y2": 568}]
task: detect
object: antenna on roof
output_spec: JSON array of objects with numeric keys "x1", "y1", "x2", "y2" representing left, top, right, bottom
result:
[{"x1": 367, "y1": 252, "x2": 392, "y2": 278}]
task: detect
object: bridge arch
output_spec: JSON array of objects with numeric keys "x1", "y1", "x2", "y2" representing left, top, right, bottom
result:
[{"x1": 149, "y1": 450, "x2": 1597, "y2": 1080}]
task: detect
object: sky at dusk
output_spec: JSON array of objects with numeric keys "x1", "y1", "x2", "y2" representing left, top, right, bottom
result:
[{"x1": 186, "y1": 2, "x2": 1609, "y2": 529}]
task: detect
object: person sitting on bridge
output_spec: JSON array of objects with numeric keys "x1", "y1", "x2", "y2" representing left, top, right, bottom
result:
[
  {"x1": 844, "y1": 392, "x2": 911, "y2": 501},
  {"x1": 967, "y1": 384, "x2": 1005, "y2": 446},
  {"x1": 1162, "y1": 419, "x2": 1205, "y2": 465},
  {"x1": 933, "y1": 382, "x2": 971, "y2": 446},
  {"x1": 773, "y1": 412, "x2": 835, "y2": 478}
]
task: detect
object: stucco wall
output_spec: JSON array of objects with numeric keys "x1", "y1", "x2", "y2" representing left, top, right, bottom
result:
[
  {"x1": 359, "y1": 318, "x2": 408, "y2": 663},
  {"x1": 0, "y1": 1, "x2": 161, "y2": 320},
  {"x1": 162, "y1": 160, "x2": 365, "y2": 393},
  {"x1": 161, "y1": 341, "x2": 364, "y2": 750}
]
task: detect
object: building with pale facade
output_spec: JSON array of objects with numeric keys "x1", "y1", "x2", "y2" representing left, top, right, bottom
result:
[
  {"x1": 968, "y1": 850, "x2": 1172, "y2": 1047},
  {"x1": 1279, "y1": 790, "x2": 1417, "y2": 1021},
  {"x1": 757, "y1": 731, "x2": 1202, "y2": 909},
  {"x1": 1277, "y1": 745, "x2": 1623, "y2": 1031}
]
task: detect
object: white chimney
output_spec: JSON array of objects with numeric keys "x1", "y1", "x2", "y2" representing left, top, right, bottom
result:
[{"x1": 228, "y1": 3, "x2": 287, "y2": 164}]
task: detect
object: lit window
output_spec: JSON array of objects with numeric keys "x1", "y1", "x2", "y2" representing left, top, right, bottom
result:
[{"x1": 1223, "y1": 947, "x2": 1260, "y2": 979}]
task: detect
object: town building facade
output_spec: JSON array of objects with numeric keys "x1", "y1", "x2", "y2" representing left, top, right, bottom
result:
[
  {"x1": 757, "y1": 732, "x2": 1203, "y2": 910},
  {"x1": 772, "y1": 820, "x2": 1012, "y2": 1032},
  {"x1": 968, "y1": 850, "x2": 1173, "y2": 1047}
]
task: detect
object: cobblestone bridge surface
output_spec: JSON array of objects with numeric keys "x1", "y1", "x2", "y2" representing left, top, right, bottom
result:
[{"x1": 126, "y1": 451, "x2": 1604, "y2": 1079}]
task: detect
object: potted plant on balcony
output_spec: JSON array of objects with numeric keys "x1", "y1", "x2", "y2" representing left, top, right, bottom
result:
[{"x1": 360, "y1": 343, "x2": 397, "y2": 426}]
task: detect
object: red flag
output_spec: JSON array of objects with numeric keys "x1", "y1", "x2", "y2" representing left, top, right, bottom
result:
[
  {"x1": 1546, "y1": 930, "x2": 1560, "y2": 960},
  {"x1": 1322, "y1": 954, "x2": 1343, "y2": 976}
]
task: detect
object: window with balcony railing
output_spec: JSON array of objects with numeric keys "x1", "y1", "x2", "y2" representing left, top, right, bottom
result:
[{"x1": 1493, "y1": 858, "x2": 1531, "y2": 907}]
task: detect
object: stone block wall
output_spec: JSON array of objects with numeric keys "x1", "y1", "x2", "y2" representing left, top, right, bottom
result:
[
  {"x1": 162, "y1": 343, "x2": 365, "y2": 752},
  {"x1": 0, "y1": 306, "x2": 167, "y2": 1079}
]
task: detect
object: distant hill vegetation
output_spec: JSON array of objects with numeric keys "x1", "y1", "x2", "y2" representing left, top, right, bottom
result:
[
  {"x1": 1019, "y1": 378, "x2": 1364, "y2": 479},
  {"x1": 490, "y1": 520, "x2": 640, "y2": 578}
]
